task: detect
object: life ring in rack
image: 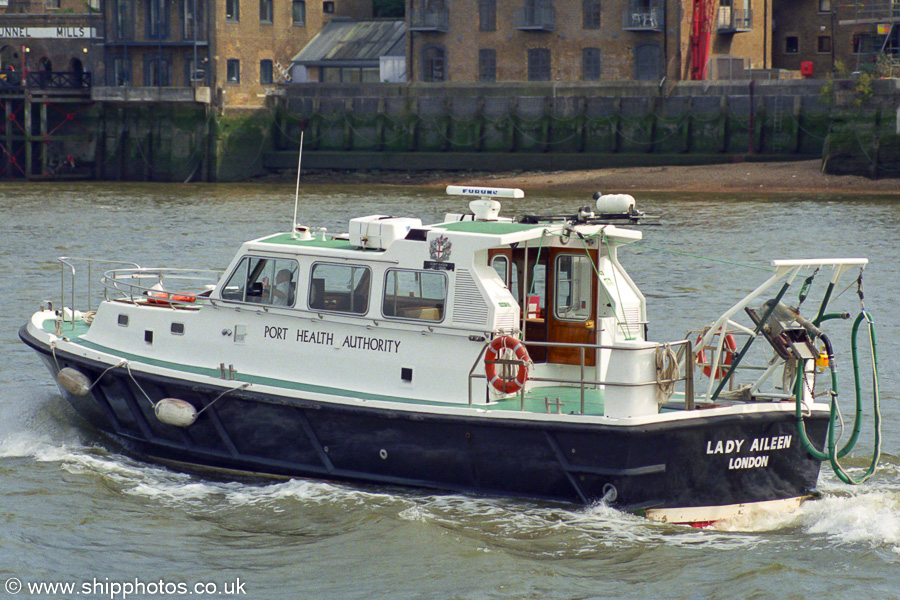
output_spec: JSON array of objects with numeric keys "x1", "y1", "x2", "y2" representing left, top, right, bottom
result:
[
  {"x1": 484, "y1": 335, "x2": 531, "y2": 394},
  {"x1": 695, "y1": 333, "x2": 738, "y2": 379}
]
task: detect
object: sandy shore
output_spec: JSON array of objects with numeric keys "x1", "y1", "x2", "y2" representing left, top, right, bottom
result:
[{"x1": 293, "y1": 159, "x2": 898, "y2": 194}]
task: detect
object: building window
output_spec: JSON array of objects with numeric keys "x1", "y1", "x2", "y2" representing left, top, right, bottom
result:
[
  {"x1": 226, "y1": 0, "x2": 239, "y2": 21},
  {"x1": 45, "y1": 0, "x2": 60, "y2": 8},
  {"x1": 145, "y1": 57, "x2": 170, "y2": 86},
  {"x1": 260, "y1": 59, "x2": 274, "y2": 83},
  {"x1": 422, "y1": 45, "x2": 446, "y2": 82},
  {"x1": 323, "y1": 0, "x2": 334, "y2": 12},
  {"x1": 147, "y1": 0, "x2": 169, "y2": 38},
  {"x1": 785, "y1": 36, "x2": 799, "y2": 53},
  {"x1": 292, "y1": 0, "x2": 306, "y2": 24},
  {"x1": 112, "y1": 57, "x2": 130, "y2": 85},
  {"x1": 115, "y1": 0, "x2": 132, "y2": 38},
  {"x1": 182, "y1": 0, "x2": 203, "y2": 38},
  {"x1": 259, "y1": 0, "x2": 273, "y2": 22},
  {"x1": 634, "y1": 43, "x2": 662, "y2": 80},
  {"x1": 527, "y1": 48, "x2": 551, "y2": 81},
  {"x1": 186, "y1": 58, "x2": 206, "y2": 85},
  {"x1": 817, "y1": 35, "x2": 831, "y2": 53},
  {"x1": 582, "y1": 47, "x2": 601, "y2": 80},
  {"x1": 583, "y1": 0, "x2": 601, "y2": 28},
  {"x1": 227, "y1": 59, "x2": 240, "y2": 83},
  {"x1": 818, "y1": 0, "x2": 831, "y2": 12},
  {"x1": 478, "y1": 49, "x2": 496, "y2": 81},
  {"x1": 479, "y1": 0, "x2": 496, "y2": 30}
]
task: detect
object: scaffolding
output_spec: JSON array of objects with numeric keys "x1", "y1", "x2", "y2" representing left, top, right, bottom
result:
[{"x1": 837, "y1": 0, "x2": 900, "y2": 74}]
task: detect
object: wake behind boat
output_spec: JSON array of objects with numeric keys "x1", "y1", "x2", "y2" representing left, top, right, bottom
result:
[{"x1": 19, "y1": 186, "x2": 882, "y2": 525}]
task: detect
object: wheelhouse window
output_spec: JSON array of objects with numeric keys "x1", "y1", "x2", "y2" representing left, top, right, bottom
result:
[
  {"x1": 491, "y1": 255, "x2": 519, "y2": 302},
  {"x1": 554, "y1": 254, "x2": 592, "y2": 321},
  {"x1": 382, "y1": 269, "x2": 447, "y2": 321},
  {"x1": 309, "y1": 263, "x2": 370, "y2": 314},
  {"x1": 221, "y1": 257, "x2": 299, "y2": 306}
]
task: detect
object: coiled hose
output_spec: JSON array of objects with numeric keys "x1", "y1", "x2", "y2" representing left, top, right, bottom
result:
[{"x1": 795, "y1": 310, "x2": 881, "y2": 485}]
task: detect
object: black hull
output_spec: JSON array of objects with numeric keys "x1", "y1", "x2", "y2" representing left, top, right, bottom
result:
[{"x1": 22, "y1": 326, "x2": 829, "y2": 515}]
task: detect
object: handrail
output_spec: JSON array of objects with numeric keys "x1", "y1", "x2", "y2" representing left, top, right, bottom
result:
[
  {"x1": 101, "y1": 267, "x2": 223, "y2": 305},
  {"x1": 58, "y1": 257, "x2": 141, "y2": 328},
  {"x1": 55, "y1": 259, "x2": 223, "y2": 328},
  {"x1": 468, "y1": 338, "x2": 694, "y2": 414}
]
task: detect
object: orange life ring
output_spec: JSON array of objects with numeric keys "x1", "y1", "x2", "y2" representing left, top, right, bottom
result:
[
  {"x1": 696, "y1": 333, "x2": 737, "y2": 379},
  {"x1": 484, "y1": 335, "x2": 531, "y2": 394},
  {"x1": 147, "y1": 291, "x2": 197, "y2": 306}
]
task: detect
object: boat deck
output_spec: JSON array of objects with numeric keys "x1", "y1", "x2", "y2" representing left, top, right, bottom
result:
[{"x1": 489, "y1": 386, "x2": 605, "y2": 415}]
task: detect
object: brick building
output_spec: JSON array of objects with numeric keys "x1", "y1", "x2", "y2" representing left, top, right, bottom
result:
[
  {"x1": 404, "y1": 0, "x2": 771, "y2": 82},
  {"x1": 1, "y1": 0, "x2": 372, "y2": 106},
  {"x1": 772, "y1": 0, "x2": 899, "y2": 77},
  {"x1": 0, "y1": 0, "x2": 98, "y2": 81},
  {"x1": 101, "y1": 0, "x2": 371, "y2": 106}
]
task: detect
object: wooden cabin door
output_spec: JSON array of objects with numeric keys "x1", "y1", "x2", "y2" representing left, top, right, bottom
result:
[
  {"x1": 489, "y1": 247, "x2": 548, "y2": 362},
  {"x1": 545, "y1": 247, "x2": 598, "y2": 366}
]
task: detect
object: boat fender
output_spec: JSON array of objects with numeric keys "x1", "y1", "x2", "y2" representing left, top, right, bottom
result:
[
  {"x1": 57, "y1": 367, "x2": 92, "y2": 397},
  {"x1": 484, "y1": 336, "x2": 531, "y2": 394},
  {"x1": 696, "y1": 334, "x2": 738, "y2": 379},
  {"x1": 155, "y1": 398, "x2": 198, "y2": 427}
]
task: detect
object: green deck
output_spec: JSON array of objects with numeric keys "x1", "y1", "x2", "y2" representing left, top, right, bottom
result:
[
  {"x1": 433, "y1": 221, "x2": 544, "y2": 235},
  {"x1": 489, "y1": 386, "x2": 605, "y2": 415}
]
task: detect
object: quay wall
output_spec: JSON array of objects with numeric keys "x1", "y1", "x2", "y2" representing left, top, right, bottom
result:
[
  {"x1": 4, "y1": 80, "x2": 897, "y2": 182},
  {"x1": 264, "y1": 79, "x2": 900, "y2": 179}
]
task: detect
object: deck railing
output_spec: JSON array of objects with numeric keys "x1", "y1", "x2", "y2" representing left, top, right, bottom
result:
[
  {"x1": 53, "y1": 258, "x2": 222, "y2": 330},
  {"x1": 101, "y1": 267, "x2": 222, "y2": 306},
  {"x1": 468, "y1": 338, "x2": 695, "y2": 414}
]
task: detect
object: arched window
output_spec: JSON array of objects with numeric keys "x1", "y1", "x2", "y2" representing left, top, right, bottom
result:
[{"x1": 421, "y1": 45, "x2": 446, "y2": 82}]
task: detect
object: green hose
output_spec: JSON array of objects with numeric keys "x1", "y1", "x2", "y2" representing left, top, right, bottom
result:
[{"x1": 795, "y1": 310, "x2": 881, "y2": 485}]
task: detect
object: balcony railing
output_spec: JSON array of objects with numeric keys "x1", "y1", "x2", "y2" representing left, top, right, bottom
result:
[
  {"x1": 622, "y1": 0, "x2": 664, "y2": 31},
  {"x1": 408, "y1": 6, "x2": 449, "y2": 31},
  {"x1": 0, "y1": 71, "x2": 92, "y2": 89},
  {"x1": 717, "y1": 7, "x2": 752, "y2": 32},
  {"x1": 514, "y1": 5, "x2": 555, "y2": 31}
]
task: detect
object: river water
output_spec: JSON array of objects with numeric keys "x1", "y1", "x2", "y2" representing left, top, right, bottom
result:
[{"x1": 3, "y1": 182, "x2": 900, "y2": 599}]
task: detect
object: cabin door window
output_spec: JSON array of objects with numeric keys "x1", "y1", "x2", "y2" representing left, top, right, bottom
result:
[{"x1": 546, "y1": 248, "x2": 598, "y2": 366}]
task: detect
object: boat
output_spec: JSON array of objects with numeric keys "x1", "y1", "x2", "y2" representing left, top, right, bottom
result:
[{"x1": 19, "y1": 185, "x2": 883, "y2": 525}]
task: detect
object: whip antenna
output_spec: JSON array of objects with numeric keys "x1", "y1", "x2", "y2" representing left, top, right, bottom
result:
[{"x1": 291, "y1": 132, "x2": 311, "y2": 240}]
